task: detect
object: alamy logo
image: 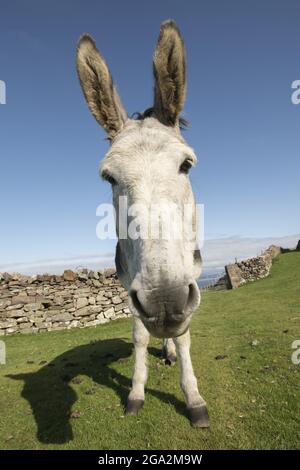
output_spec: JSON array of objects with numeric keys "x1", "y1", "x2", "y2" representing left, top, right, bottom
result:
[
  {"x1": 291, "y1": 80, "x2": 300, "y2": 105},
  {"x1": 0, "y1": 341, "x2": 6, "y2": 365},
  {"x1": 96, "y1": 197, "x2": 204, "y2": 249},
  {"x1": 0, "y1": 80, "x2": 6, "y2": 104},
  {"x1": 291, "y1": 340, "x2": 300, "y2": 365}
]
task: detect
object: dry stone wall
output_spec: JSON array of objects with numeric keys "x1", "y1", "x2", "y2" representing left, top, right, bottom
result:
[
  {"x1": 225, "y1": 245, "x2": 282, "y2": 289},
  {"x1": 0, "y1": 268, "x2": 130, "y2": 336}
]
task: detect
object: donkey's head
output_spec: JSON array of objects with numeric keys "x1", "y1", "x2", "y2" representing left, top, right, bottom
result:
[{"x1": 77, "y1": 20, "x2": 202, "y2": 338}]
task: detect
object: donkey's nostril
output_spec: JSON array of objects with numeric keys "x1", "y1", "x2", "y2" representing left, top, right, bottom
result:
[
  {"x1": 185, "y1": 282, "x2": 200, "y2": 314},
  {"x1": 130, "y1": 290, "x2": 148, "y2": 317}
]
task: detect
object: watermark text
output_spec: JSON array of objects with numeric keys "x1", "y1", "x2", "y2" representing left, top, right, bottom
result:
[
  {"x1": 0, "y1": 80, "x2": 6, "y2": 105},
  {"x1": 291, "y1": 340, "x2": 300, "y2": 365},
  {"x1": 96, "y1": 198, "x2": 204, "y2": 249},
  {"x1": 291, "y1": 80, "x2": 300, "y2": 105},
  {"x1": 0, "y1": 341, "x2": 6, "y2": 365}
]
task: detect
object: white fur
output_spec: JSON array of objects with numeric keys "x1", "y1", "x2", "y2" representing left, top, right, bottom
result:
[{"x1": 76, "y1": 21, "x2": 208, "y2": 422}]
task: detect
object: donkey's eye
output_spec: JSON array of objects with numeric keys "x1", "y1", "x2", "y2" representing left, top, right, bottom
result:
[
  {"x1": 179, "y1": 159, "x2": 193, "y2": 174},
  {"x1": 102, "y1": 170, "x2": 117, "y2": 186}
]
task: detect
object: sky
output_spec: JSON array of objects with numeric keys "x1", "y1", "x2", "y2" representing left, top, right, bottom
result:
[{"x1": 0, "y1": 0, "x2": 299, "y2": 275}]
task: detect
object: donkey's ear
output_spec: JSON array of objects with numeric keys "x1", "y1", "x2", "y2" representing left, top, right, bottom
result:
[
  {"x1": 153, "y1": 20, "x2": 186, "y2": 126},
  {"x1": 76, "y1": 34, "x2": 127, "y2": 140}
]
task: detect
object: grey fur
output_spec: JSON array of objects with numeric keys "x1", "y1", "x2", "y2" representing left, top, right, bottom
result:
[{"x1": 76, "y1": 34, "x2": 127, "y2": 140}]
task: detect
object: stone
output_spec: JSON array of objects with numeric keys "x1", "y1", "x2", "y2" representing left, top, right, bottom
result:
[
  {"x1": 50, "y1": 312, "x2": 73, "y2": 322},
  {"x1": 75, "y1": 288, "x2": 91, "y2": 296},
  {"x1": 113, "y1": 313, "x2": 127, "y2": 320},
  {"x1": 84, "y1": 319, "x2": 102, "y2": 327},
  {"x1": 16, "y1": 317, "x2": 28, "y2": 323},
  {"x1": 97, "y1": 298, "x2": 111, "y2": 306},
  {"x1": 6, "y1": 303, "x2": 24, "y2": 311},
  {"x1": 0, "y1": 300, "x2": 11, "y2": 309},
  {"x1": 29, "y1": 313, "x2": 46, "y2": 323},
  {"x1": 78, "y1": 271, "x2": 88, "y2": 281},
  {"x1": 20, "y1": 327, "x2": 38, "y2": 335},
  {"x1": 76, "y1": 297, "x2": 88, "y2": 309},
  {"x1": 68, "y1": 320, "x2": 80, "y2": 328},
  {"x1": 63, "y1": 270, "x2": 77, "y2": 282},
  {"x1": 0, "y1": 291, "x2": 12, "y2": 299},
  {"x1": 73, "y1": 306, "x2": 92, "y2": 317},
  {"x1": 90, "y1": 305, "x2": 103, "y2": 314},
  {"x1": 11, "y1": 295, "x2": 36, "y2": 305},
  {"x1": 4, "y1": 309, "x2": 26, "y2": 318},
  {"x1": 19, "y1": 322, "x2": 33, "y2": 329},
  {"x1": 112, "y1": 296, "x2": 122, "y2": 305},
  {"x1": 0, "y1": 320, "x2": 17, "y2": 329},
  {"x1": 51, "y1": 323, "x2": 69, "y2": 331},
  {"x1": 96, "y1": 293, "x2": 106, "y2": 302},
  {"x1": 2, "y1": 273, "x2": 11, "y2": 283},
  {"x1": 103, "y1": 307, "x2": 115, "y2": 319},
  {"x1": 225, "y1": 264, "x2": 245, "y2": 289},
  {"x1": 115, "y1": 302, "x2": 127, "y2": 312},
  {"x1": 81, "y1": 314, "x2": 95, "y2": 323},
  {"x1": 34, "y1": 321, "x2": 48, "y2": 329},
  {"x1": 6, "y1": 327, "x2": 18, "y2": 334},
  {"x1": 24, "y1": 303, "x2": 43, "y2": 312}
]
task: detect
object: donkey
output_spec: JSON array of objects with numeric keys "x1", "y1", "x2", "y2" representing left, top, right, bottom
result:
[{"x1": 76, "y1": 20, "x2": 209, "y2": 427}]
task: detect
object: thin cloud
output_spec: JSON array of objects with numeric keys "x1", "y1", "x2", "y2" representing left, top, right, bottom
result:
[
  {"x1": 1, "y1": 234, "x2": 299, "y2": 276},
  {"x1": 201, "y1": 234, "x2": 300, "y2": 271},
  {"x1": 0, "y1": 253, "x2": 115, "y2": 275}
]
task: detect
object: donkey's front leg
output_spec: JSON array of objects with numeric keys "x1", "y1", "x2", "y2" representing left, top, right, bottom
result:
[
  {"x1": 126, "y1": 317, "x2": 150, "y2": 415},
  {"x1": 174, "y1": 329, "x2": 210, "y2": 428}
]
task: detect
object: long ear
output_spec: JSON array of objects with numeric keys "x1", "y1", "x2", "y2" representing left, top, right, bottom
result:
[
  {"x1": 153, "y1": 20, "x2": 186, "y2": 126},
  {"x1": 76, "y1": 34, "x2": 127, "y2": 140}
]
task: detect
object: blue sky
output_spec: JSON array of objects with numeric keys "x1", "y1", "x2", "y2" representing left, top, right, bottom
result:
[{"x1": 0, "y1": 0, "x2": 299, "y2": 273}]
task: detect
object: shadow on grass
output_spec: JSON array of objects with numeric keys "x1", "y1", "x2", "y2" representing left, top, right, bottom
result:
[{"x1": 7, "y1": 338, "x2": 186, "y2": 444}]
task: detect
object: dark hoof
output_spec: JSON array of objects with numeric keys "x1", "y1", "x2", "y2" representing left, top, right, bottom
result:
[
  {"x1": 164, "y1": 354, "x2": 177, "y2": 366},
  {"x1": 125, "y1": 399, "x2": 144, "y2": 416},
  {"x1": 188, "y1": 404, "x2": 210, "y2": 428}
]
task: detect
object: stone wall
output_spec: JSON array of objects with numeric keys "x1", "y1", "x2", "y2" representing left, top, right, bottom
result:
[
  {"x1": 0, "y1": 268, "x2": 130, "y2": 336},
  {"x1": 225, "y1": 245, "x2": 282, "y2": 289}
]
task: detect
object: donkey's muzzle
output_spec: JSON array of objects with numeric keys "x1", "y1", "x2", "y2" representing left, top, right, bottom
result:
[{"x1": 129, "y1": 281, "x2": 200, "y2": 333}]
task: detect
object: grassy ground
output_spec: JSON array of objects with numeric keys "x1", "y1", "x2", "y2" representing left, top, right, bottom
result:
[{"x1": 0, "y1": 252, "x2": 299, "y2": 450}]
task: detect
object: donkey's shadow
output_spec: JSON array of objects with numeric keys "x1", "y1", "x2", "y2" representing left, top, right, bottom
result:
[{"x1": 7, "y1": 338, "x2": 186, "y2": 444}]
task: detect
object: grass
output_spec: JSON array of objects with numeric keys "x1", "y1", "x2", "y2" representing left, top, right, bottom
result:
[{"x1": 0, "y1": 252, "x2": 300, "y2": 450}]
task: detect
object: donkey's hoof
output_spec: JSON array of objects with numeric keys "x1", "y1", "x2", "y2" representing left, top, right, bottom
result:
[
  {"x1": 125, "y1": 399, "x2": 144, "y2": 416},
  {"x1": 188, "y1": 404, "x2": 210, "y2": 428},
  {"x1": 164, "y1": 354, "x2": 177, "y2": 366}
]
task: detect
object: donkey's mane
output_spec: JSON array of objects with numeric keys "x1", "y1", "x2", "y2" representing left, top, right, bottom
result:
[{"x1": 131, "y1": 107, "x2": 188, "y2": 130}]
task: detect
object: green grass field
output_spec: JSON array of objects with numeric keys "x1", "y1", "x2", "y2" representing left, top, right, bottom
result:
[{"x1": 0, "y1": 252, "x2": 299, "y2": 450}]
